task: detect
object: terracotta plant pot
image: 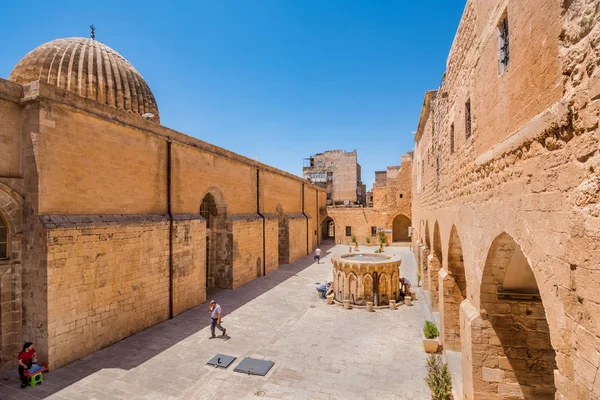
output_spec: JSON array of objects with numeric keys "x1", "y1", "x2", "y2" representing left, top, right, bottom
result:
[
  {"x1": 343, "y1": 300, "x2": 351, "y2": 310},
  {"x1": 405, "y1": 296, "x2": 412, "y2": 306},
  {"x1": 389, "y1": 300, "x2": 397, "y2": 310},
  {"x1": 366, "y1": 301, "x2": 374, "y2": 312},
  {"x1": 423, "y1": 335, "x2": 439, "y2": 353}
]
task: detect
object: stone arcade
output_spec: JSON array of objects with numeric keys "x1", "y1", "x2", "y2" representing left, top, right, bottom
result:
[
  {"x1": 0, "y1": 37, "x2": 325, "y2": 370},
  {"x1": 412, "y1": 1, "x2": 600, "y2": 399}
]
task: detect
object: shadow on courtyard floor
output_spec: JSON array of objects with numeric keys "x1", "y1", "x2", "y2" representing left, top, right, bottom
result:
[{"x1": 0, "y1": 242, "x2": 336, "y2": 400}]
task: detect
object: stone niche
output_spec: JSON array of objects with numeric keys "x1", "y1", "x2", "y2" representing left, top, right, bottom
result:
[{"x1": 332, "y1": 254, "x2": 401, "y2": 306}]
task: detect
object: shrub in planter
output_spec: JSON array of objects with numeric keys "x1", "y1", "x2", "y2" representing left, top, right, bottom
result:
[
  {"x1": 423, "y1": 320, "x2": 440, "y2": 353},
  {"x1": 424, "y1": 321, "x2": 439, "y2": 339},
  {"x1": 425, "y1": 354, "x2": 452, "y2": 400},
  {"x1": 365, "y1": 237, "x2": 371, "y2": 245},
  {"x1": 378, "y1": 231, "x2": 387, "y2": 251}
]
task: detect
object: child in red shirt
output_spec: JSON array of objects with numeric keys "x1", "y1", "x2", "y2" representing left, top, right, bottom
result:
[{"x1": 17, "y1": 342, "x2": 36, "y2": 388}]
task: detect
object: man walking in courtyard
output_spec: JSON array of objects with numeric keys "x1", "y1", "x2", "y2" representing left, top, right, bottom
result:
[
  {"x1": 314, "y1": 247, "x2": 322, "y2": 264},
  {"x1": 208, "y1": 300, "x2": 226, "y2": 338}
]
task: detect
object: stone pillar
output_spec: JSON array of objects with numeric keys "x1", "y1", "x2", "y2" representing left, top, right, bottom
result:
[
  {"x1": 460, "y1": 299, "x2": 479, "y2": 400},
  {"x1": 420, "y1": 246, "x2": 431, "y2": 290},
  {"x1": 439, "y1": 268, "x2": 462, "y2": 351},
  {"x1": 428, "y1": 253, "x2": 441, "y2": 312}
]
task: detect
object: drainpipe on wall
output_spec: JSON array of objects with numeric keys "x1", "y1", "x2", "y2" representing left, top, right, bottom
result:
[
  {"x1": 167, "y1": 138, "x2": 174, "y2": 319},
  {"x1": 257, "y1": 169, "x2": 266, "y2": 276},
  {"x1": 302, "y1": 183, "x2": 309, "y2": 255},
  {"x1": 315, "y1": 189, "x2": 319, "y2": 245}
]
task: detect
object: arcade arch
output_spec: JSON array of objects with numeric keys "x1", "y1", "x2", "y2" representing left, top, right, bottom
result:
[{"x1": 472, "y1": 233, "x2": 556, "y2": 399}]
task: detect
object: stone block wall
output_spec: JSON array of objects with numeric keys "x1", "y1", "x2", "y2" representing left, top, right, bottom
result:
[
  {"x1": 0, "y1": 82, "x2": 22, "y2": 177},
  {"x1": 410, "y1": 1, "x2": 600, "y2": 398},
  {"x1": 439, "y1": 269, "x2": 462, "y2": 351},
  {"x1": 0, "y1": 261, "x2": 21, "y2": 370},
  {"x1": 45, "y1": 216, "x2": 170, "y2": 368},
  {"x1": 172, "y1": 217, "x2": 206, "y2": 316},
  {"x1": 288, "y1": 216, "x2": 308, "y2": 262},
  {"x1": 326, "y1": 208, "x2": 389, "y2": 245},
  {"x1": 231, "y1": 215, "x2": 263, "y2": 289},
  {"x1": 264, "y1": 217, "x2": 279, "y2": 274}
]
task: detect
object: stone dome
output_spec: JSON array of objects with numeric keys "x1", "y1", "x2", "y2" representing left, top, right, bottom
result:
[{"x1": 9, "y1": 37, "x2": 159, "y2": 122}]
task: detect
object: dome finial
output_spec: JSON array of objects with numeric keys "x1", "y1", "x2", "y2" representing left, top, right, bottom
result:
[{"x1": 90, "y1": 24, "x2": 96, "y2": 40}]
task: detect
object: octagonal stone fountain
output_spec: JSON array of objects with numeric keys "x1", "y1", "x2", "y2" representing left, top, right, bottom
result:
[{"x1": 332, "y1": 253, "x2": 401, "y2": 306}]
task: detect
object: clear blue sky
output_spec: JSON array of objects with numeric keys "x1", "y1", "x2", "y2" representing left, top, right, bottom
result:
[{"x1": 0, "y1": 0, "x2": 465, "y2": 190}]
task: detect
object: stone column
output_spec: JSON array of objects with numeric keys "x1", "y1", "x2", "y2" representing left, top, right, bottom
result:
[{"x1": 428, "y1": 253, "x2": 441, "y2": 311}]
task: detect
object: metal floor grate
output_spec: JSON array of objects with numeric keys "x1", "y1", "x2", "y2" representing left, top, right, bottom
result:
[
  {"x1": 206, "y1": 354, "x2": 236, "y2": 369},
  {"x1": 234, "y1": 357, "x2": 274, "y2": 376}
]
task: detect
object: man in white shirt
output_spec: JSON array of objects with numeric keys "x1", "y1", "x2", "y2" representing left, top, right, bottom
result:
[
  {"x1": 208, "y1": 300, "x2": 226, "y2": 338},
  {"x1": 314, "y1": 247, "x2": 322, "y2": 264}
]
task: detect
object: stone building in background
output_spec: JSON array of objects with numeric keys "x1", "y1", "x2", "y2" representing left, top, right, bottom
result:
[
  {"x1": 411, "y1": 1, "x2": 600, "y2": 399},
  {"x1": 326, "y1": 152, "x2": 412, "y2": 245},
  {"x1": 0, "y1": 37, "x2": 325, "y2": 370},
  {"x1": 303, "y1": 149, "x2": 366, "y2": 206}
]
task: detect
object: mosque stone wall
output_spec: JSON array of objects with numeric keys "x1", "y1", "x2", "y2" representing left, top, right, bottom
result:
[
  {"x1": 0, "y1": 69, "x2": 324, "y2": 369},
  {"x1": 45, "y1": 217, "x2": 171, "y2": 368},
  {"x1": 231, "y1": 215, "x2": 263, "y2": 289}
]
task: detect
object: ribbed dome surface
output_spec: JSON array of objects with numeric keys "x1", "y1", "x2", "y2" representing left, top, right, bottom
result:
[{"x1": 9, "y1": 37, "x2": 159, "y2": 122}]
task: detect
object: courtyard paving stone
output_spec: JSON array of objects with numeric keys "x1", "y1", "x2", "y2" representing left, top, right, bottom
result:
[{"x1": 0, "y1": 244, "x2": 431, "y2": 400}]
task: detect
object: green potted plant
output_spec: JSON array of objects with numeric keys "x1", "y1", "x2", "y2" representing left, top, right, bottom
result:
[
  {"x1": 378, "y1": 231, "x2": 387, "y2": 252},
  {"x1": 351, "y1": 234, "x2": 359, "y2": 251},
  {"x1": 425, "y1": 354, "x2": 452, "y2": 400},
  {"x1": 423, "y1": 320, "x2": 440, "y2": 353},
  {"x1": 365, "y1": 236, "x2": 371, "y2": 246}
]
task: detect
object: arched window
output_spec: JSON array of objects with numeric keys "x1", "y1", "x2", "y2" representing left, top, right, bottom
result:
[{"x1": 0, "y1": 213, "x2": 7, "y2": 259}]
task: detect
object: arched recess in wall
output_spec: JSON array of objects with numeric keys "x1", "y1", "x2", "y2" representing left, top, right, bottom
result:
[
  {"x1": 200, "y1": 189, "x2": 233, "y2": 289},
  {"x1": 432, "y1": 221, "x2": 442, "y2": 263},
  {"x1": 276, "y1": 204, "x2": 290, "y2": 264},
  {"x1": 0, "y1": 184, "x2": 23, "y2": 261},
  {"x1": 473, "y1": 232, "x2": 556, "y2": 399},
  {"x1": 0, "y1": 184, "x2": 23, "y2": 369},
  {"x1": 428, "y1": 221, "x2": 443, "y2": 311},
  {"x1": 379, "y1": 273, "x2": 389, "y2": 305},
  {"x1": 320, "y1": 216, "x2": 335, "y2": 240},
  {"x1": 391, "y1": 214, "x2": 411, "y2": 242},
  {"x1": 441, "y1": 225, "x2": 466, "y2": 351}
]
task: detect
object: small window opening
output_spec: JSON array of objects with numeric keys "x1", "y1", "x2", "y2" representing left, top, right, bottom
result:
[
  {"x1": 498, "y1": 15, "x2": 510, "y2": 74},
  {"x1": 371, "y1": 226, "x2": 377, "y2": 237},
  {"x1": 345, "y1": 226, "x2": 352, "y2": 237}
]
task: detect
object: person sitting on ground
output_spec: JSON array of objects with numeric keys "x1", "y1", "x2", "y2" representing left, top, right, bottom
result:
[
  {"x1": 17, "y1": 342, "x2": 36, "y2": 388},
  {"x1": 316, "y1": 281, "x2": 330, "y2": 299},
  {"x1": 400, "y1": 277, "x2": 412, "y2": 297}
]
